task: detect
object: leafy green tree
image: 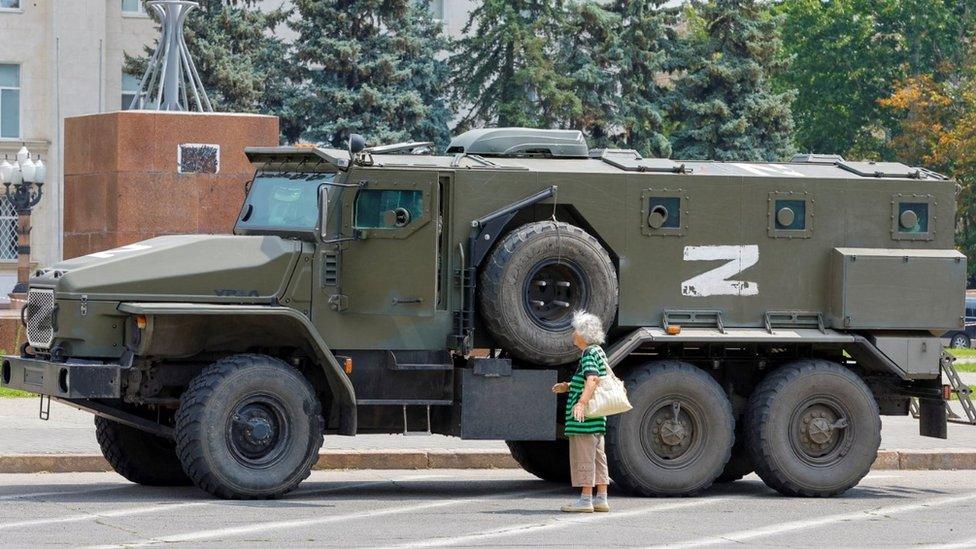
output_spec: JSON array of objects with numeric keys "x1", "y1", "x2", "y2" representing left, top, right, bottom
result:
[
  {"x1": 289, "y1": 0, "x2": 452, "y2": 148},
  {"x1": 669, "y1": 0, "x2": 795, "y2": 161},
  {"x1": 561, "y1": 2, "x2": 620, "y2": 145},
  {"x1": 450, "y1": 0, "x2": 578, "y2": 130},
  {"x1": 610, "y1": 0, "x2": 676, "y2": 158},
  {"x1": 126, "y1": 0, "x2": 299, "y2": 140},
  {"x1": 776, "y1": 0, "x2": 975, "y2": 158}
]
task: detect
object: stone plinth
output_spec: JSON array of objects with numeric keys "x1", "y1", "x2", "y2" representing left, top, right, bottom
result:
[{"x1": 63, "y1": 111, "x2": 279, "y2": 259}]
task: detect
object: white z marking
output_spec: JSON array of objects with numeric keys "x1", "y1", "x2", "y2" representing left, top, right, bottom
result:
[
  {"x1": 88, "y1": 243, "x2": 151, "y2": 259},
  {"x1": 682, "y1": 245, "x2": 759, "y2": 297}
]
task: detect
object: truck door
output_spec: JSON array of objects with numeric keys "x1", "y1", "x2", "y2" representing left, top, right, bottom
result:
[{"x1": 339, "y1": 170, "x2": 439, "y2": 317}]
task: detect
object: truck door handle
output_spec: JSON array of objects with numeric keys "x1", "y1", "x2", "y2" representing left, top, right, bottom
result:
[{"x1": 392, "y1": 297, "x2": 423, "y2": 305}]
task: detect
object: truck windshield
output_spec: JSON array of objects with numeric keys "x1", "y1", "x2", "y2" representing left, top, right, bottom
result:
[{"x1": 237, "y1": 173, "x2": 334, "y2": 232}]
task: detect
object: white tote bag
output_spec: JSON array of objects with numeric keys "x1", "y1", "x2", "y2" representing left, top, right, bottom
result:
[{"x1": 585, "y1": 367, "x2": 632, "y2": 418}]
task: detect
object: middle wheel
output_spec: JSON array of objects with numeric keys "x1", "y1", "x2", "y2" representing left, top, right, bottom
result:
[{"x1": 606, "y1": 360, "x2": 734, "y2": 496}]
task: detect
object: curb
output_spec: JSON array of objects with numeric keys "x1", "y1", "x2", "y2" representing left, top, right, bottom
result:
[{"x1": 1, "y1": 449, "x2": 974, "y2": 475}]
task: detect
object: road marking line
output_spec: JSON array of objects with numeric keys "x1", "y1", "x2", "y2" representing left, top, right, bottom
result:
[
  {"x1": 0, "y1": 485, "x2": 127, "y2": 501},
  {"x1": 386, "y1": 497, "x2": 733, "y2": 549},
  {"x1": 651, "y1": 491, "x2": 976, "y2": 548},
  {"x1": 88, "y1": 486, "x2": 564, "y2": 548},
  {"x1": 0, "y1": 502, "x2": 208, "y2": 531}
]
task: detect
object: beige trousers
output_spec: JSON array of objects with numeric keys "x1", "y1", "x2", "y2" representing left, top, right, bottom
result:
[{"x1": 569, "y1": 434, "x2": 609, "y2": 488}]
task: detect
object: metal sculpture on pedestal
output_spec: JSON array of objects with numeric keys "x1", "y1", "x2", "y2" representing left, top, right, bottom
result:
[
  {"x1": 0, "y1": 145, "x2": 44, "y2": 303},
  {"x1": 128, "y1": 0, "x2": 213, "y2": 112}
]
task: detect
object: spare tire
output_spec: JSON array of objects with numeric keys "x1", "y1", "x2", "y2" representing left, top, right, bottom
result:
[{"x1": 479, "y1": 221, "x2": 617, "y2": 365}]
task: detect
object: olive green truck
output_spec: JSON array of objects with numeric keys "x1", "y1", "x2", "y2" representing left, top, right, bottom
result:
[{"x1": 3, "y1": 128, "x2": 972, "y2": 499}]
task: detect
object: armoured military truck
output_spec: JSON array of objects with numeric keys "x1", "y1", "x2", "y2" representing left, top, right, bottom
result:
[{"x1": 2, "y1": 128, "x2": 970, "y2": 499}]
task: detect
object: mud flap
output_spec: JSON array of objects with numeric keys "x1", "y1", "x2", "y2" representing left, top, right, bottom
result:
[
  {"x1": 919, "y1": 397, "x2": 948, "y2": 439},
  {"x1": 457, "y1": 359, "x2": 557, "y2": 440}
]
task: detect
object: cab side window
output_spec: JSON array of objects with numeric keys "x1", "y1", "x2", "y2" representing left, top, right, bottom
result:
[{"x1": 354, "y1": 189, "x2": 423, "y2": 229}]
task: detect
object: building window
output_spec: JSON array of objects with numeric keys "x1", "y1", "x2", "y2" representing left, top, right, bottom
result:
[
  {"x1": 122, "y1": 72, "x2": 142, "y2": 110},
  {"x1": 0, "y1": 64, "x2": 20, "y2": 139},
  {"x1": 0, "y1": 197, "x2": 16, "y2": 261},
  {"x1": 121, "y1": 0, "x2": 145, "y2": 14},
  {"x1": 0, "y1": 0, "x2": 21, "y2": 10}
]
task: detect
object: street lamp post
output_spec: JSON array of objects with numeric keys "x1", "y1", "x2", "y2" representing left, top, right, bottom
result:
[{"x1": 0, "y1": 145, "x2": 45, "y2": 304}]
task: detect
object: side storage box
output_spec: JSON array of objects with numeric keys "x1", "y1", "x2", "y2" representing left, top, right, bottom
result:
[
  {"x1": 456, "y1": 359, "x2": 557, "y2": 440},
  {"x1": 828, "y1": 247, "x2": 966, "y2": 330}
]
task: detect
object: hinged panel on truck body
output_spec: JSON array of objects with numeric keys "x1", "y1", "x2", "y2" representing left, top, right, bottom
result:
[{"x1": 828, "y1": 248, "x2": 966, "y2": 330}]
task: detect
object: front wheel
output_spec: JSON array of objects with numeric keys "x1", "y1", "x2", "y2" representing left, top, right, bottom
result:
[
  {"x1": 175, "y1": 354, "x2": 324, "y2": 499},
  {"x1": 606, "y1": 361, "x2": 734, "y2": 496},
  {"x1": 95, "y1": 416, "x2": 191, "y2": 486},
  {"x1": 746, "y1": 360, "x2": 880, "y2": 497}
]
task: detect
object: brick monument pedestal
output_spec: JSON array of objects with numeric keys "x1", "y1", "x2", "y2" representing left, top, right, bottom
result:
[{"x1": 63, "y1": 111, "x2": 279, "y2": 259}]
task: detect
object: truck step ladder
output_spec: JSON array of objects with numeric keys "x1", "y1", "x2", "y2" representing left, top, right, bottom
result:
[
  {"x1": 910, "y1": 354, "x2": 976, "y2": 425},
  {"x1": 402, "y1": 404, "x2": 432, "y2": 436}
]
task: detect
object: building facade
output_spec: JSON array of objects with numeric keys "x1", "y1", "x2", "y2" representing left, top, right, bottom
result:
[
  {"x1": 1, "y1": 0, "x2": 477, "y2": 296},
  {"x1": 0, "y1": 0, "x2": 156, "y2": 298}
]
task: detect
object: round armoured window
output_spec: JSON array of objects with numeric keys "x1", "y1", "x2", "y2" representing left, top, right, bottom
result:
[
  {"x1": 899, "y1": 209, "x2": 919, "y2": 230},
  {"x1": 647, "y1": 205, "x2": 670, "y2": 229},
  {"x1": 776, "y1": 207, "x2": 796, "y2": 228}
]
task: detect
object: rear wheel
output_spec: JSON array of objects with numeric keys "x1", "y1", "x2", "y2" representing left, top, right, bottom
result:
[
  {"x1": 606, "y1": 361, "x2": 734, "y2": 496},
  {"x1": 95, "y1": 416, "x2": 191, "y2": 486},
  {"x1": 505, "y1": 440, "x2": 570, "y2": 482},
  {"x1": 479, "y1": 221, "x2": 618, "y2": 365},
  {"x1": 175, "y1": 354, "x2": 324, "y2": 499},
  {"x1": 746, "y1": 360, "x2": 880, "y2": 497}
]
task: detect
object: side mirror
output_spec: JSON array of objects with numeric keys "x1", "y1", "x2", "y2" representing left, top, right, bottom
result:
[
  {"x1": 318, "y1": 185, "x2": 329, "y2": 239},
  {"x1": 348, "y1": 134, "x2": 366, "y2": 156}
]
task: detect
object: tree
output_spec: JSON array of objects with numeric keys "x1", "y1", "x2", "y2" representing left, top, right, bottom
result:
[
  {"x1": 882, "y1": 50, "x2": 976, "y2": 279},
  {"x1": 126, "y1": 0, "x2": 299, "y2": 140},
  {"x1": 669, "y1": 0, "x2": 795, "y2": 161},
  {"x1": 289, "y1": 0, "x2": 452, "y2": 148},
  {"x1": 776, "y1": 0, "x2": 975, "y2": 158},
  {"x1": 450, "y1": 0, "x2": 578, "y2": 131},
  {"x1": 608, "y1": 0, "x2": 675, "y2": 158},
  {"x1": 561, "y1": 2, "x2": 620, "y2": 145}
]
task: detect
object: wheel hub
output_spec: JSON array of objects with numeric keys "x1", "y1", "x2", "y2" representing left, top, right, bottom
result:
[
  {"x1": 227, "y1": 399, "x2": 288, "y2": 465},
  {"x1": 646, "y1": 401, "x2": 696, "y2": 461},
  {"x1": 523, "y1": 260, "x2": 587, "y2": 329},
  {"x1": 795, "y1": 403, "x2": 847, "y2": 458}
]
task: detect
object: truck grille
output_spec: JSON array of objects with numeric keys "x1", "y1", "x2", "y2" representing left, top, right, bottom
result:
[{"x1": 25, "y1": 289, "x2": 55, "y2": 349}]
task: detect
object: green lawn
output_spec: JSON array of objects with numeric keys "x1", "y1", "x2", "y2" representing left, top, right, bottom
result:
[
  {"x1": 0, "y1": 387, "x2": 32, "y2": 398},
  {"x1": 948, "y1": 347, "x2": 976, "y2": 359}
]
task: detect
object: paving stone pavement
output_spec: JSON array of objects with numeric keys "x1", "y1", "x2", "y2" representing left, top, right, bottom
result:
[{"x1": 1, "y1": 398, "x2": 974, "y2": 456}]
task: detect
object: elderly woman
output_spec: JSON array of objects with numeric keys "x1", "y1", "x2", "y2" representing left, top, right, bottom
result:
[{"x1": 552, "y1": 311, "x2": 610, "y2": 513}]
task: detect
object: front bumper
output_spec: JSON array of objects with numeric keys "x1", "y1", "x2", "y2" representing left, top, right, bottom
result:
[{"x1": 1, "y1": 355, "x2": 122, "y2": 399}]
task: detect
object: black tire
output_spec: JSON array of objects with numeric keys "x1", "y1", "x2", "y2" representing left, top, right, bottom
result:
[
  {"x1": 505, "y1": 440, "x2": 570, "y2": 482},
  {"x1": 175, "y1": 354, "x2": 324, "y2": 499},
  {"x1": 479, "y1": 221, "x2": 618, "y2": 365},
  {"x1": 746, "y1": 360, "x2": 880, "y2": 497},
  {"x1": 950, "y1": 333, "x2": 971, "y2": 349},
  {"x1": 715, "y1": 425, "x2": 754, "y2": 483},
  {"x1": 95, "y1": 416, "x2": 192, "y2": 486},
  {"x1": 606, "y1": 361, "x2": 734, "y2": 496}
]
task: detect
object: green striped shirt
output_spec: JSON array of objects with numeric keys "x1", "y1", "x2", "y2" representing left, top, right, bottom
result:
[{"x1": 564, "y1": 345, "x2": 608, "y2": 436}]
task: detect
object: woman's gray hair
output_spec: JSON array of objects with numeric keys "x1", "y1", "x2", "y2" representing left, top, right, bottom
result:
[{"x1": 572, "y1": 311, "x2": 606, "y2": 345}]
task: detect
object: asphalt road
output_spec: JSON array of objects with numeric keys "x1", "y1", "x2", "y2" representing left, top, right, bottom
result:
[{"x1": 1, "y1": 469, "x2": 976, "y2": 548}]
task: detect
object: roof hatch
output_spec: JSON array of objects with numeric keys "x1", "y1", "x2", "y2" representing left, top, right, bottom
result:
[
  {"x1": 590, "y1": 149, "x2": 688, "y2": 173},
  {"x1": 446, "y1": 128, "x2": 589, "y2": 158}
]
